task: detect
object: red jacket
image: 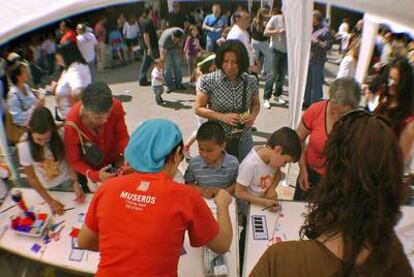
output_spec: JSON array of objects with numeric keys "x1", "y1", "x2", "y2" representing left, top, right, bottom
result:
[{"x1": 64, "y1": 99, "x2": 129, "y2": 182}]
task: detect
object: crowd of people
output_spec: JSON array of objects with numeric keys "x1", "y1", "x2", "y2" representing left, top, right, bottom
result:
[{"x1": 0, "y1": 1, "x2": 413, "y2": 276}]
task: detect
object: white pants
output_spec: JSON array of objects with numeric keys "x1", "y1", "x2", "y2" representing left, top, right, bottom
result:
[{"x1": 96, "y1": 42, "x2": 106, "y2": 70}]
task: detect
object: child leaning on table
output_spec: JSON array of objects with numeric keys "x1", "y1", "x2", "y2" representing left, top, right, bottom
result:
[
  {"x1": 235, "y1": 127, "x2": 301, "y2": 213},
  {"x1": 17, "y1": 107, "x2": 85, "y2": 215},
  {"x1": 184, "y1": 121, "x2": 239, "y2": 198}
]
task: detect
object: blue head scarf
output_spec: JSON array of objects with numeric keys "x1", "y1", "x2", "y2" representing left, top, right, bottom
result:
[{"x1": 124, "y1": 119, "x2": 183, "y2": 172}]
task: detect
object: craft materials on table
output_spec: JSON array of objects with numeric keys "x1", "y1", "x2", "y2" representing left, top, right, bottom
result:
[
  {"x1": 10, "y1": 190, "x2": 49, "y2": 237},
  {"x1": 267, "y1": 203, "x2": 287, "y2": 246},
  {"x1": 251, "y1": 215, "x2": 269, "y2": 240}
]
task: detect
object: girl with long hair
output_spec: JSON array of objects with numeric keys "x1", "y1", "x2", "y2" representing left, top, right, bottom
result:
[
  {"x1": 375, "y1": 58, "x2": 414, "y2": 165},
  {"x1": 250, "y1": 7, "x2": 271, "y2": 76},
  {"x1": 17, "y1": 107, "x2": 84, "y2": 215},
  {"x1": 251, "y1": 111, "x2": 412, "y2": 276}
]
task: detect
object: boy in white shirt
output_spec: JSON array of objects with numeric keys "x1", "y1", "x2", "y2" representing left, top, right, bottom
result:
[
  {"x1": 235, "y1": 127, "x2": 301, "y2": 213},
  {"x1": 151, "y1": 58, "x2": 165, "y2": 105}
]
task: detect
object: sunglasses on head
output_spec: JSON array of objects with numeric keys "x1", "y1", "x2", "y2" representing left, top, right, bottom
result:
[{"x1": 338, "y1": 110, "x2": 391, "y2": 128}]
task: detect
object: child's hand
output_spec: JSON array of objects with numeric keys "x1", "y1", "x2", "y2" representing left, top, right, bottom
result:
[
  {"x1": 200, "y1": 187, "x2": 219, "y2": 199},
  {"x1": 263, "y1": 199, "x2": 279, "y2": 213},
  {"x1": 214, "y1": 189, "x2": 232, "y2": 208},
  {"x1": 49, "y1": 199, "x2": 65, "y2": 215},
  {"x1": 73, "y1": 181, "x2": 85, "y2": 203}
]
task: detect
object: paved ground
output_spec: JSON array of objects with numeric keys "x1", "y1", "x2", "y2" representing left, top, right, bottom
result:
[{"x1": 45, "y1": 54, "x2": 340, "y2": 200}]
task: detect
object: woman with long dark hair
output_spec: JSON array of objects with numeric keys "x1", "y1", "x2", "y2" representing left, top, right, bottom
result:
[
  {"x1": 250, "y1": 111, "x2": 412, "y2": 276},
  {"x1": 53, "y1": 42, "x2": 91, "y2": 121},
  {"x1": 375, "y1": 58, "x2": 414, "y2": 165},
  {"x1": 17, "y1": 107, "x2": 84, "y2": 214},
  {"x1": 250, "y1": 7, "x2": 270, "y2": 76}
]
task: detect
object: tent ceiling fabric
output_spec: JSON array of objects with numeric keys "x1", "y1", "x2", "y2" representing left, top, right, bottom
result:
[
  {"x1": 1, "y1": 0, "x2": 413, "y2": 44},
  {"x1": 318, "y1": 0, "x2": 414, "y2": 30},
  {"x1": 0, "y1": 0, "x2": 140, "y2": 45}
]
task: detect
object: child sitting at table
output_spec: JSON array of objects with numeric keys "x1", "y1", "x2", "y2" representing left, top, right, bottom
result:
[
  {"x1": 184, "y1": 121, "x2": 239, "y2": 198},
  {"x1": 17, "y1": 107, "x2": 84, "y2": 215},
  {"x1": 235, "y1": 127, "x2": 301, "y2": 213}
]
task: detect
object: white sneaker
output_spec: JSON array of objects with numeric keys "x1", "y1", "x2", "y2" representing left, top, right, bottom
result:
[
  {"x1": 274, "y1": 96, "x2": 287, "y2": 105},
  {"x1": 263, "y1": 99, "x2": 271, "y2": 109}
]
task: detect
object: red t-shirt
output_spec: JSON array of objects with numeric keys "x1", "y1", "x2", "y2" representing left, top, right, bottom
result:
[
  {"x1": 95, "y1": 23, "x2": 106, "y2": 43},
  {"x1": 400, "y1": 114, "x2": 414, "y2": 137},
  {"x1": 64, "y1": 99, "x2": 129, "y2": 182},
  {"x1": 85, "y1": 172, "x2": 219, "y2": 277},
  {"x1": 60, "y1": 29, "x2": 78, "y2": 45},
  {"x1": 302, "y1": 100, "x2": 329, "y2": 175}
]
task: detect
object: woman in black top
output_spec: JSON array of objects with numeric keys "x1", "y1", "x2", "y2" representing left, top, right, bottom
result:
[{"x1": 250, "y1": 7, "x2": 271, "y2": 76}]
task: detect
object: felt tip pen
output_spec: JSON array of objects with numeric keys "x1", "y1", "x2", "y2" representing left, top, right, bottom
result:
[
  {"x1": 262, "y1": 204, "x2": 277, "y2": 211},
  {"x1": 63, "y1": 207, "x2": 75, "y2": 212},
  {"x1": 0, "y1": 204, "x2": 17, "y2": 213}
]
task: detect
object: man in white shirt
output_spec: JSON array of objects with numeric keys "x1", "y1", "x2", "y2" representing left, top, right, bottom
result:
[
  {"x1": 263, "y1": 8, "x2": 288, "y2": 108},
  {"x1": 227, "y1": 11, "x2": 259, "y2": 74},
  {"x1": 76, "y1": 24, "x2": 97, "y2": 82}
]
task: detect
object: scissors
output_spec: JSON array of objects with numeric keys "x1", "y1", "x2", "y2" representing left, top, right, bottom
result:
[{"x1": 51, "y1": 225, "x2": 65, "y2": 241}]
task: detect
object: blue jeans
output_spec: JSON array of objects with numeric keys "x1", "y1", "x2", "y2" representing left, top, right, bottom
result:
[
  {"x1": 251, "y1": 39, "x2": 271, "y2": 74},
  {"x1": 304, "y1": 62, "x2": 325, "y2": 106},
  {"x1": 152, "y1": 85, "x2": 164, "y2": 103},
  {"x1": 264, "y1": 48, "x2": 287, "y2": 99},
  {"x1": 139, "y1": 48, "x2": 160, "y2": 83},
  {"x1": 205, "y1": 36, "x2": 217, "y2": 52},
  {"x1": 239, "y1": 135, "x2": 253, "y2": 162},
  {"x1": 88, "y1": 60, "x2": 96, "y2": 83},
  {"x1": 164, "y1": 49, "x2": 182, "y2": 89}
]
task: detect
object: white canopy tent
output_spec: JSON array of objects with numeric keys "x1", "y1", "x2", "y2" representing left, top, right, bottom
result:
[{"x1": 1, "y1": 0, "x2": 414, "y2": 180}]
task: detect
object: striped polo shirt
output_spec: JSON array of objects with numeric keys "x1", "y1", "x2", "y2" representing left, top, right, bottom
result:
[{"x1": 184, "y1": 152, "x2": 239, "y2": 188}]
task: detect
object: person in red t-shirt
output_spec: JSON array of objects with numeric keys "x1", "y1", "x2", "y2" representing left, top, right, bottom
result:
[
  {"x1": 64, "y1": 82, "x2": 129, "y2": 192},
  {"x1": 59, "y1": 21, "x2": 77, "y2": 45},
  {"x1": 294, "y1": 78, "x2": 361, "y2": 200},
  {"x1": 78, "y1": 119, "x2": 233, "y2": 276}
]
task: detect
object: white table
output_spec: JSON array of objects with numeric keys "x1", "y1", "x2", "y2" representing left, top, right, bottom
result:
[
  {"x1": 242, "y1": 200, "x2": 414, "y2": 276},
  {"x1": 0, "y1": 188, "x2": 99, "y2": 274},
  {"x1": 0, "y1": 188, "x2": 239, "y2": 276},
  {"x1": 178, "y1": 198, "x2": 239, "y2": 277}
]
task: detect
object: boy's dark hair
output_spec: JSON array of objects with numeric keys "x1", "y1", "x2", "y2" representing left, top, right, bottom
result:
[
  {"x1": 216, "y1": 40, "x2": 249, "y2": 77},
  {"x1": 267, "y1": 127, "x2": 301, "y2": 162},
  {"x1": 196, "y1": 121, "x2": 226, "y2": 144},
  {"x1": 81, "y1": 82, "x2": 113, "y2": 113}
]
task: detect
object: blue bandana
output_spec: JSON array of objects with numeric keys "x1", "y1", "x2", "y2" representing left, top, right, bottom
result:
[{"x1": 124, "y1": 119, "x2": 183, "y2": 172}]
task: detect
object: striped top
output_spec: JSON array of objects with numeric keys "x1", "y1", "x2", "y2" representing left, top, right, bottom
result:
[{"x1": 184, "y1": 152, "x2": 239, "y2": 188}]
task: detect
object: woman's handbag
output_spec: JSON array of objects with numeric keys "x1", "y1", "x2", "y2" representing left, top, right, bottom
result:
[
  {"x1": 225, "y1": 79, "x2": 248, "y2": 159},
  {"x1": 65, "y1": 121, "x2": 104, "y2": 167},
  {"x1": 5, "y1": 111, "x2": 26, "y2": 143}
]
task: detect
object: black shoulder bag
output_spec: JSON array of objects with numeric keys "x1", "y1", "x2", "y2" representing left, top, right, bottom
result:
[
  {"x1": 225, "y1": 79, "x2": 248, "y2": 160},
  {"x1": 66, "y1": 121, "x2": 104, "y2": 167}
]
